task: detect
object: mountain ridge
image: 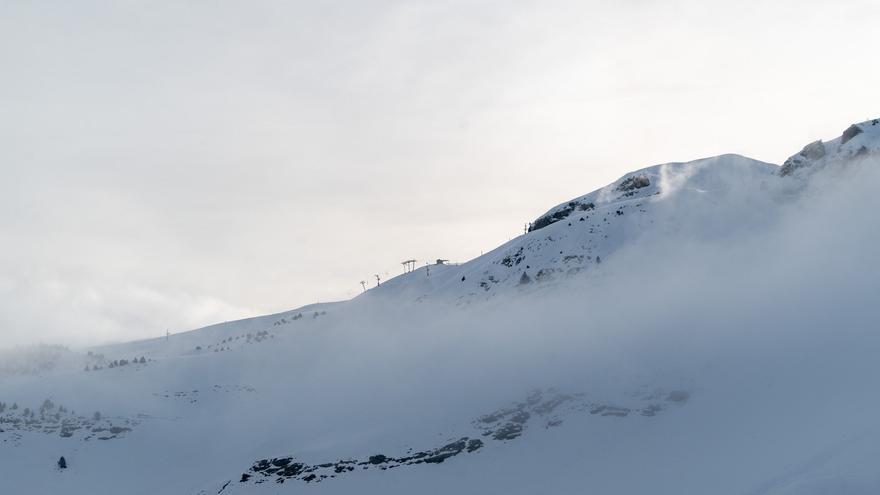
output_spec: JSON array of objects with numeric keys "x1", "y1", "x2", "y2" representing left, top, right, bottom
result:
[
  {"x1": 1, "y1": 117, "x2": 878, "y2": 495},
  {"x1": 94, "y1": 118, "x2": 880, "y2": 347}
]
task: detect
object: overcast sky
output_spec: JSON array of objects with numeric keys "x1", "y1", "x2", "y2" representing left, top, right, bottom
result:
[{"x1": 2, "y1": 0, "x2": 878, "y2": 348}]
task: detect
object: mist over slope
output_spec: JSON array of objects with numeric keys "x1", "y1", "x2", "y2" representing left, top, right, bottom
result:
[
  {"x1": 360, "y1": 153, "x2": 780, "y2": 306},
  {"x1": 1, "y1": 121, "x2": 879, "y2": 494}
]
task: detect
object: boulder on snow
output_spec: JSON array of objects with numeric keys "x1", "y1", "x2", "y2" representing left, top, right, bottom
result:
[
  {"x1": 841, "y1": 124, "x2": 863, "y2": 145},
  {"x1": 616, "y1": 174, "x2": 650, "y2": 192},
  {"x1": 780, "y1": 140, "x2": 826, "y2": 176},
  {"x1": 801, "y1": 140, "x2": 826, "y2": 160}
]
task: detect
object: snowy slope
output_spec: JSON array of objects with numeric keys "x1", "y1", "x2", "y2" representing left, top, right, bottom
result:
[
  {"x1": 368, "y1": 119, "x2": 880, "y2": 306},
  {"x1": 780, "y1": 118, "x2": 880, "y2": 176},
  {"x1": 363, "y1": 154, "x2": 779, "y2": 305},
  {"x1": 1, "y1": 119, "x2": 879, "y2": 495}
]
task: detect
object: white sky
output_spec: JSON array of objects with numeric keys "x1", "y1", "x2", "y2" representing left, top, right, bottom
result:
[{"x1": 2, "y1": 0, "x2": 878, "y2": 348}]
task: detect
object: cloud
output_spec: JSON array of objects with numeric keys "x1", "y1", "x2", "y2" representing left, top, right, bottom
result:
[
  {"x1": 2, "y1": 0, "x2": 880, "y2": 347},
  {"x1": 0, "y1": 274, "x2": 254, "y2": 348},
  {"x1": 2, "y1": 156, "x2": 878, "y2": 494}
]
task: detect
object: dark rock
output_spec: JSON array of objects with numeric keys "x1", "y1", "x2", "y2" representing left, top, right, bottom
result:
[
  {"x1": 801, "y1": 140, "x2": 826, "y2": 160},
  {"x1": 421, "y1": 438, "x2": 469, "y2": 463},
  {"x1": 492, "y1": 422, "x2": 523, "y2": 440},
  {"x1": 466, "y1": 439, "x2": 483, "y2": 452},
  {"x1": 616, "y1": 175, "x2": 650, "y2": 192},
  {"x1": 841, "y1": 124, "x2": 863, "y2": 145},
  {"x1": 280, "y1": 463, "x2": 305, "y2": 477},
  {"x1": 529, "y1": 201, "x2": 594, "y2": 232},
  {"x1": 781, "y1": 140, "x2": 828, "y2": 176},
  {"x1": 423, "y1": 452, "x2": 455, "y2": 464}
]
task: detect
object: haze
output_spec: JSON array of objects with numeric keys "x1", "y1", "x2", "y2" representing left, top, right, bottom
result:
[{"x1": 2, "y1": 0, "x2": 879, "y2": 348}]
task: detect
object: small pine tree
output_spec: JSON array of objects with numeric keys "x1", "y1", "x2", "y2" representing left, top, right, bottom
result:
[{"x1": 58, "y1": 456, "x2": 67, "y2": 469}]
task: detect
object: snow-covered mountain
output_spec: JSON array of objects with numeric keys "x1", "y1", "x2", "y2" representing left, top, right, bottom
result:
[
  {"x1": 368, "y1": 119, "x2": 880, "y2": 307},
  {"x1": 2, "y1": 120, "x2": 879, "y2": 495},
  {"x1": 365, "y1": 153, "x2": 779, "y2": 305}
]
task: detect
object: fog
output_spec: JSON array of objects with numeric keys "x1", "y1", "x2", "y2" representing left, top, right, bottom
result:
[
  {"x1": 188, "y1": 157, "x2": 879, "y2": 428},
  {"x1": 1, "y1": 158, "x2": 877, "y2": 493},
  {"x1": 4, "y1": 0, "x2": 880, "y2": 348}
]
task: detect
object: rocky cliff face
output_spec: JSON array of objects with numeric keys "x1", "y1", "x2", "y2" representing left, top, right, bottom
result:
[{"x1": 780, "y1": 119, "x2": 880, "y2": 176}]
